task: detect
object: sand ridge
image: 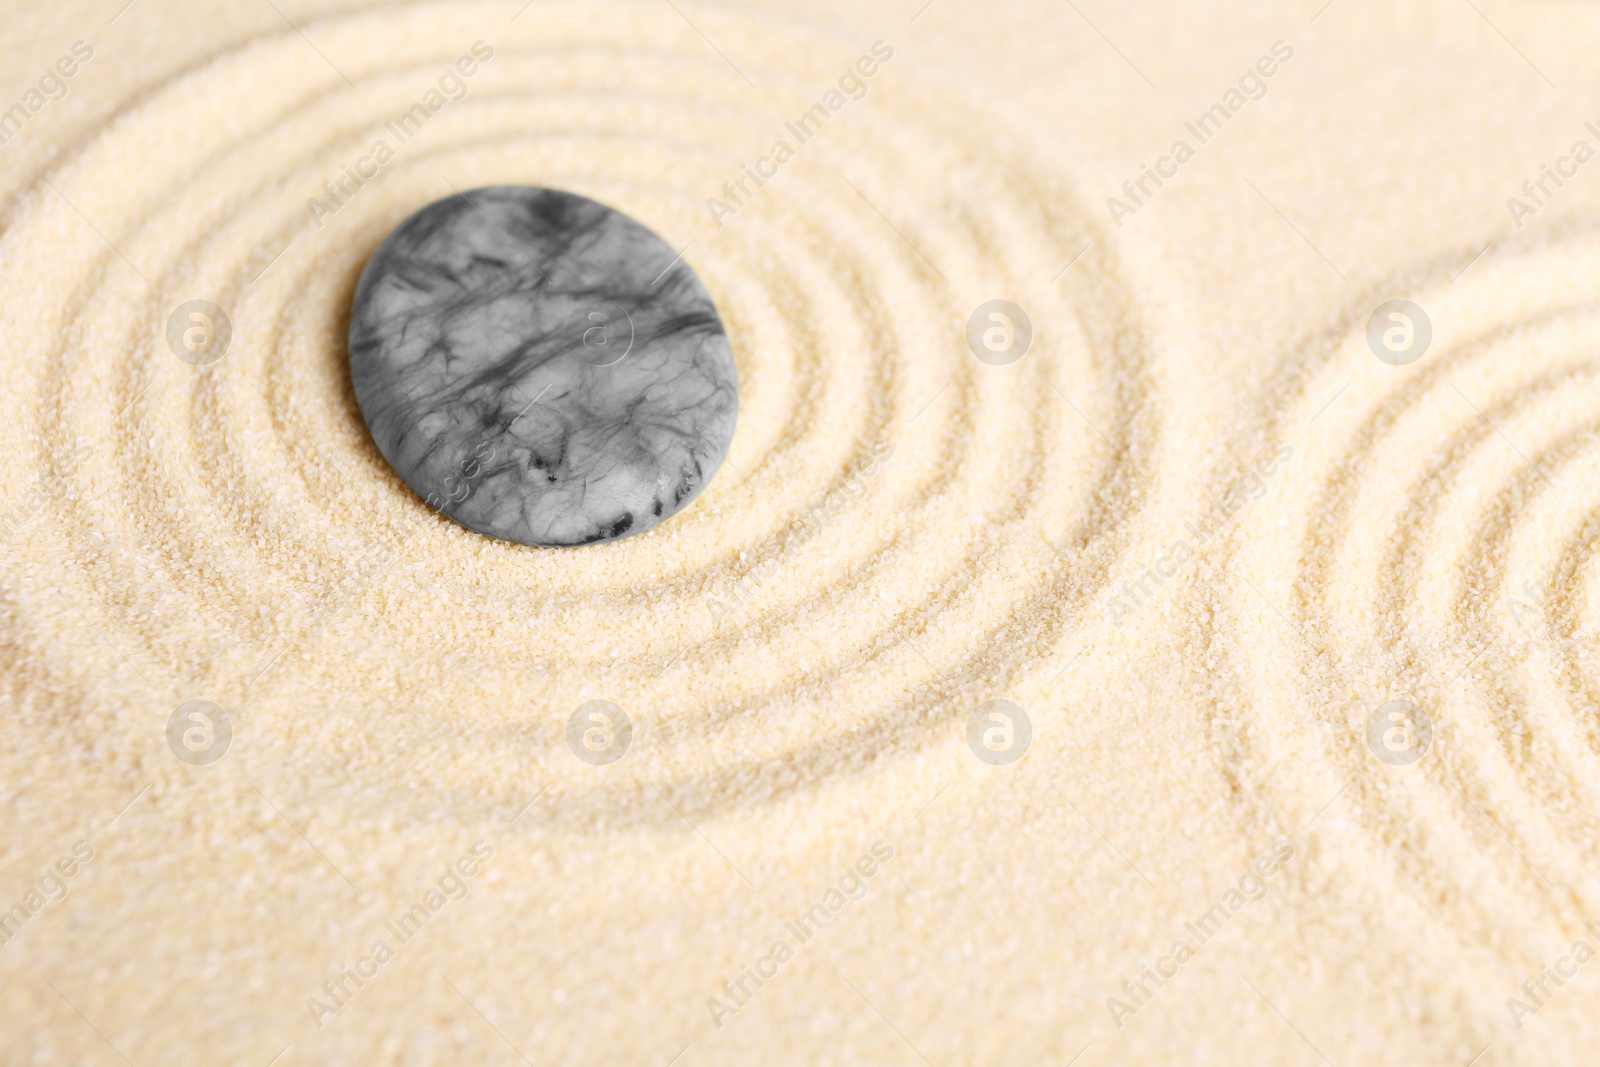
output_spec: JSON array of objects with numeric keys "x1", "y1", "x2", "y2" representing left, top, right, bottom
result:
[{"x1": 3, "y1": 0, "x2": 1600, "y2": 1064}]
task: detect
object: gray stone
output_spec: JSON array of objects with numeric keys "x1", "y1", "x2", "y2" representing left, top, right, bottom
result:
[{"x1": 349, "y1": 185, "x2": 738, "y2": 546}]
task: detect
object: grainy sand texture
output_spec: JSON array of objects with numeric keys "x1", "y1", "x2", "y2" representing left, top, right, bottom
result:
[{"x1": 4, "y1": 0, "x2": 1600, "y2": 1064}]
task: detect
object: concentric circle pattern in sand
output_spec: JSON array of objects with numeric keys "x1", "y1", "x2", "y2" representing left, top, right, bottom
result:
[
  {"x1": 1194, "y1": 232, "x2": 1600, "y2": 1047},
  {"x1": 1, "y1": 1, "x2": 1151, "y2": 825},
  {"x1": 8, "y1": 1, "x2": 1600, "y2": 1064}
]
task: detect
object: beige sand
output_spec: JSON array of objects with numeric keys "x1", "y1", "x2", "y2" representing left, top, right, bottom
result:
[{"x1": 4, "y1": 0, "x2": 1600, "y2": 1063}]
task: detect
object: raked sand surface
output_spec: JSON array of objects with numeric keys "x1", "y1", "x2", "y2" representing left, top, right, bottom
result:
[{"x1": 5, "y1": 0, "x2": 1600, "y2": 1063}]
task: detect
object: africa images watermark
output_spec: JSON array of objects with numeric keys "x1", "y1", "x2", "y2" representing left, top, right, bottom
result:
[
  {"x1": 705, "y1": 439, "x2": 893, "y2": 629},
  {"x1": 306, "y1": 841, "x2": 493, "y2": 1028},
  {"x1": 1103, "y1": 442, "x2": 1293, "y2": 625},
  {"x1": 1506, "y1": 120, "x2": 1600, "y2": 230},
  {"x1": 0, "y1": 439, "x2": 93, "y2": 545},
  {"x1": 0, "y1": 840, "x2": 95, "y2": 952},
  {"x1": 1505, "y1": 918, "x2": 1600, "y2": 1030},
  {"x1": 1506, "y1": 512, "x2": 1600, "y2": 628},
  {"x1": 1106, "y1": 838, "x2": 1295, "y2": 1029},
  {"x1": 706, "y1": 840, "x2": 895, "y2": 1028},
  {"x1": 307, "y1": 40, "x2": 495, "y2": 228},
  {"x1": 0, "y1": 40, "x2": 94, "y2": 149},
  {"x1": 1106, "y1": 40, "x2": 1294, "y2": 227},
  {"x1": 705, "y1": 40, "x2": 895, "y2": 229},
  {"x1": 259, "y1": 496, "x2": 434, "y2": 684}
]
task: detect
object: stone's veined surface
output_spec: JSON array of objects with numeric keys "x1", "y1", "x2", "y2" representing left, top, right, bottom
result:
[{"x1": 348, "y1": 185, "x2": 738, "y2": 546}]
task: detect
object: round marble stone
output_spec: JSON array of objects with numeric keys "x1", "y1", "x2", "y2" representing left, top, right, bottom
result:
[{"x1": 348, "y1": 185, "x2": 738, "y2": 546}]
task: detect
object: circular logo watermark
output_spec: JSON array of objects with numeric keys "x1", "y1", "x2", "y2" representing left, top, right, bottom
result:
[
  {"x1": 567, "y1": 302, "x2": 635, "y2": 367},
  {"x1": 166, "y1": 699, "x2": 233, "y2": 766},
  {"x1": 166, "y1": 300, "x2": 233, "y2": 366},
  {"x1": 966, "y1": 699, "x2": 1032, "y2": 765},
  {"x1": 965, "y1": 300, "x2": 1032, "y2": 366},
  {"x1": 1365, "y1": 699, "x2": 1431, "y2": 766},
  {"x1": 1366, "y1": 300, "x2": 1431, "y2": 366},
  {"x1": 566, "y1": 700, "x2": 632, "y2": 765}
]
